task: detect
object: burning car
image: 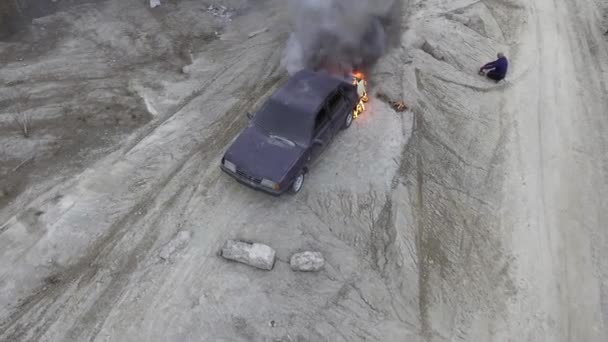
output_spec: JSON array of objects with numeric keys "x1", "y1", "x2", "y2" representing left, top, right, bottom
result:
[{"x1": 220, "y1": 69, "x2": 367, "y2": 195}]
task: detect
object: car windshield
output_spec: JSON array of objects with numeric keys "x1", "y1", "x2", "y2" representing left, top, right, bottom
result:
[{"x1": 252, "y1": 99, "x2": 313, "y2": 146}]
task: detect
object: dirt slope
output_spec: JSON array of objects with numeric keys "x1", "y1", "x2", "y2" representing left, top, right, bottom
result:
[
  {"x1": 0, "y1": 0, "x2": 607, "y2": 341},
  {"x1": 399, "y1": 0, "x2": 608, "y2": 340}
]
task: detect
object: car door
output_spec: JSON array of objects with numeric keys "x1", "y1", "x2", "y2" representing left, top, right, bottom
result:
[
  {"x1": 309, "y1": 106, "x2": 334, "y2": 162},
  {"x1": 326, "y1": 89, "x2": 350, "y2": 132}
]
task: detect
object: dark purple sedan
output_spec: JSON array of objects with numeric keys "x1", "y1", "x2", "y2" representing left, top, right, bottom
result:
[{"x1": 220, "y1": 69, "x2": 360, "y2": 195}]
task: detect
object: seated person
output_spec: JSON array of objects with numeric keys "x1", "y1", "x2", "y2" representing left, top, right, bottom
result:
[{"x1": 479, "y1": 52, "x2": 508, "y2": 82}]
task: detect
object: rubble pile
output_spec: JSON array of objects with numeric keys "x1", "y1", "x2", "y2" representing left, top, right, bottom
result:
[{"x1": 207, "y1": 4, "x2": 234, "y2": 21}]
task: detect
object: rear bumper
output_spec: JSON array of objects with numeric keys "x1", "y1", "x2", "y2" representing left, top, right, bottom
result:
[{"x1": 220, "y1": 165, "x2": 285, "y2": 196}]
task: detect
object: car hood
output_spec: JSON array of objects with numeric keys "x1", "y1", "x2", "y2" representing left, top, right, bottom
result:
[{"x1": 224, "y1": 124, "x2": 305, "y2": 181}]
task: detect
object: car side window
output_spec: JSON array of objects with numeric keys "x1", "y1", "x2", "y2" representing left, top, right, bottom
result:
[
  {"x1": 314, "y1": 107, "x2": 331, "y2": 133},
  {"x1": 326, "y1": 92, "x2": 343, "y2": 115}
]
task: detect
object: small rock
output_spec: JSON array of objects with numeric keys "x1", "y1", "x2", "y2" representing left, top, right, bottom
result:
[
  {"x1": 149, "y1": 0, "x2": 161, "y2": 9},
  {"x1": 445, "y1": 13, "x2": 470, "y2": 25},
  {"x1": 390, "y1": 100, "x2": 408, "y2": 112},
  {"x1": 290, "y1": 251, "x2": 325, "y2": 272},
  {"x1": 158, "y1": 230, "x2": 192, "y2": 261},
  {"x1": 377, "y1": 92, "x2": 408, "y2": 112},
  {"x1": 421, "y1": 40, "x2": 445, "y2": 61},
  {"x1": 220, "y1": 240, "x2": 276, "y2": 270}
]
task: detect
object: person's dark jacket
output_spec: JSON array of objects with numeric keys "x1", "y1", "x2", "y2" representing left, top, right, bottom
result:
[{"x1": 481, "y1": 57, "x2": 508, "y2": 78}]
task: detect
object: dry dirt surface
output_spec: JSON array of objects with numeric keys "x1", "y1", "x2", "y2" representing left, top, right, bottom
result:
[{"x1": 1, "y1": 0, "x2": 608, "y2": 341}]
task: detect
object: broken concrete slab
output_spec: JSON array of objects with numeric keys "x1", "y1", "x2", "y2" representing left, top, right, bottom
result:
[
  {"x1": 220, "y1": 240, "x2": 276, "y2": 270},
  {"x1": 290, "y1": 251, "x2": 325, "y2": 272}
]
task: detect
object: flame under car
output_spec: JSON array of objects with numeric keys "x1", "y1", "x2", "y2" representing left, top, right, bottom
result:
[
  {"x1": 351, "y1": 72, "x2": 369, "y2": 118},
  {"x1": 220, "y1": 69, "x2": 363, "y2": 195}
]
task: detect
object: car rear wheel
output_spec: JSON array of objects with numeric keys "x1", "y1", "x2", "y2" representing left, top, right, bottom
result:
[
  {"x1": 343, "y1": 111, "x2": 353, "y2": 129},
  {"x1": 290, "y1": 172, "x2": 305, "y2": 194}
]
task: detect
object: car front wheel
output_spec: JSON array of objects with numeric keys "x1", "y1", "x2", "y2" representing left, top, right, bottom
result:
[{"x1": 290, "y1": 172, "x2": 305, "y2": 194}]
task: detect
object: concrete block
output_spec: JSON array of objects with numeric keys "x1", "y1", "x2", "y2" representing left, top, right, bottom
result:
[{"x1": 221, "y1": 240, "x2": 276, "y2": 270}]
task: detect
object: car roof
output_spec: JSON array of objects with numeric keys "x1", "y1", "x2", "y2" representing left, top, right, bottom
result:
[{"x1": 269, "y1": 69, "x2": 348, "y2": 117}]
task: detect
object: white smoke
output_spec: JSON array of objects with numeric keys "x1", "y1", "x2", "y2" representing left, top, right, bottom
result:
[{"x1": 281, "y1": 0, "x2": 402, "y2": 75}]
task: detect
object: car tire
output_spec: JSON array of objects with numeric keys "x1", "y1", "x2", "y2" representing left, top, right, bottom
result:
[
  {"x1": 343, "y1": 111, "x2": 354, "y2": 129},
  {"x1": 290, "y1": 172, "x2": 305, "y2": 194}
]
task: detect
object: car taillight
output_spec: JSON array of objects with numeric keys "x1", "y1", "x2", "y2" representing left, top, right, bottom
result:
[{"x1": 223, "y1": 159, "x2": 237, "y2": 173}]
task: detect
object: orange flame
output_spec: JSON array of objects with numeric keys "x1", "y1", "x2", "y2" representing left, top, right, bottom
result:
[
  {"x1": 352, "y1": 72, "x2": 368, "y2": 119},
  {"x1": 353, "y1": 71, "x2": 365, "y2": 80}
]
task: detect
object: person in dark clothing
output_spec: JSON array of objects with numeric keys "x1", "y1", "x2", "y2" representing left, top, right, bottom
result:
[{"x1": 479, "y1": 52, "x2": 508, "y2": 82}]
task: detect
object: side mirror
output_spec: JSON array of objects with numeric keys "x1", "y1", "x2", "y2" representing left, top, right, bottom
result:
[
  {"x1": 246, "y1": 112, "x2": 254, "y2": 120},
  {"x1": 313, "y1": 138, "x2": 324, "y2": 146}
]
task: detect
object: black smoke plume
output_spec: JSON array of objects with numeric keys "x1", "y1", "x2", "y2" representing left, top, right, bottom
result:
[{"x1": 281, "y1": 0, "x2": 403, "y2": 76}]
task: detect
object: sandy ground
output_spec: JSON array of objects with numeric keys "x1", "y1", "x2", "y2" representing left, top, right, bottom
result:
[{"x1": 1, "y1": 0, "x2": 607, "y2": 341}]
